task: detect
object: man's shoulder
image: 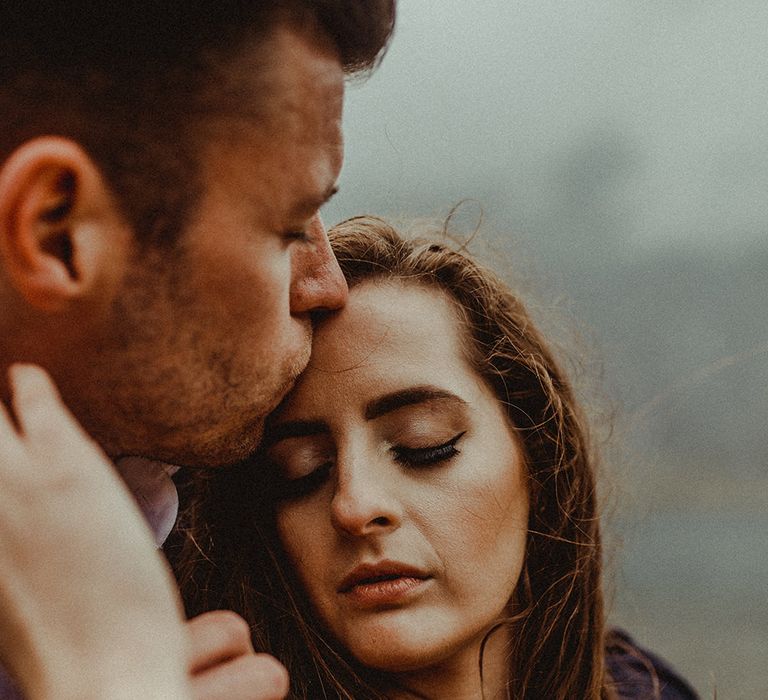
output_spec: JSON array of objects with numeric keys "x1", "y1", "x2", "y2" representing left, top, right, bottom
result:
[{"x1": 605, "y1": 628, "x2": 700, "y2": 700}]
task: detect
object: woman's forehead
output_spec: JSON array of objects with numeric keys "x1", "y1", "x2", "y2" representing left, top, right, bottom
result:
[
  {"x1": 273, "y1": 279, "x2": 488, "y2": 419},
  {"x1": 310, "y1": 279, "x2": 465, "y2": 370}
]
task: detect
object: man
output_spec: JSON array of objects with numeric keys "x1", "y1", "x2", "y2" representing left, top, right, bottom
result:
[{"x1": 0, "y1": 3, "x2": 395, "y2": 698}]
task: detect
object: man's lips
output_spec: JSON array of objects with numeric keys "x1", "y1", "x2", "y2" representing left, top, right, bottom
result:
[{"x1": 338, "y1": 561, "x2": 430, "y2": 593}]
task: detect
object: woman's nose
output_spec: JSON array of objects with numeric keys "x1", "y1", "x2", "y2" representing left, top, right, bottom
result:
[{"x1": 329, "y1": 458, "x2": 402, "y2": 537}]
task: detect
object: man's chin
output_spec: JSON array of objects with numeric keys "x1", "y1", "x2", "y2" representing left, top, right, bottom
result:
[
  {"x1": 201, "y1": 362, "x2": 306, "y2": 467},
  {"x1": 268, "y1": 342, "x2": 312, "y2": 411},
  {"x1": 137, "y1": 417, "x2": 265, "y2": 470},
  {"x1": 203, "y1": 366, "x2": 305, "y2": 467},
  {"x1": 185, "y1": 421, "x2": 266, "y2": 468},
  {"x1": 118, "y1": 355, "x2": 308, "y2": 469}
]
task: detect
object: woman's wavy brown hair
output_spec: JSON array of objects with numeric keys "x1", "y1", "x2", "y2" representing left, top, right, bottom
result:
[{"x1": 172, "y1": 216, "x2": 614, "y2": 699}]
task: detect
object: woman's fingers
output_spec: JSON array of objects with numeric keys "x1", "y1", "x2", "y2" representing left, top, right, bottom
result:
[
  {"x1": 191, "y1": 653, "x2": 289, "y2": 700},
  {"x1": 0, "y1": 364, "x2": 190, "y2": 698},
  {"x1": 187, "y1": 611, "x2": 289, "y2": 700},
  {"x1": 0, "y1": 382, "x2": 21, "y2": 454},
  {"x1": 187, "y1": 610, "x2": 256, "y2": 673},
  {"x1": 8, "y1": 363, "x2": 96, "y2": 455},
  {"x1": 9, "y1": 364, "x2": 67, "y2": 436}
]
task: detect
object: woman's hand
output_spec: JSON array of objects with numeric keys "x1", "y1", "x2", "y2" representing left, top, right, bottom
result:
[
  {"x1": 187, "y1": 611, "x2": 289, "y2": 700},
  {"x1": 0, "y1": 364, "x2": 189, "y2": 699}
]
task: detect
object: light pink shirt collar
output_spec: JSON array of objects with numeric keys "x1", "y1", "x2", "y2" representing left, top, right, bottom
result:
[{"x1": 115, "y1": 457, "x2": 181, "y2": 548}]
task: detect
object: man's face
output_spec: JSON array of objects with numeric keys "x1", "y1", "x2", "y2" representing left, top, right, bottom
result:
[{"x1": 72, "y1": 25, "x2": 348, "y2": 466}]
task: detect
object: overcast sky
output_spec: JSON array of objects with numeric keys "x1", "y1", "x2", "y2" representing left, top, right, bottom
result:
[{"x1": 326, "y1": 1, "x2": 768, "y2": 253}]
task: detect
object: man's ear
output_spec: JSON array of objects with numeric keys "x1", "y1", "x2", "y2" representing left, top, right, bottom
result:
[{"x1": 0, "y1": 136, "x2": 132, "y2": 312}]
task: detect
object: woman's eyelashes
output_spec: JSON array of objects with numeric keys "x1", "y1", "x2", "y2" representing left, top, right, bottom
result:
[
  {"x1": 275, "y1": 460, "x2": 333, "y2": 500},
  {"x1": 391, "y1": 431, "x2": 466, "y2": 468},
  {"x1": 272, "y1": 431, "x2": 467, "y2": 500}
]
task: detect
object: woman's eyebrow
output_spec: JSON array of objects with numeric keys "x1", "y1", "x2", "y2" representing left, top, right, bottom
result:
[
  {"x1": 364, "y1": 386, "x2": 467, "y2": 421},
  {"x1": 263, "y1": 420, "x2": 329, "y2": 447}
]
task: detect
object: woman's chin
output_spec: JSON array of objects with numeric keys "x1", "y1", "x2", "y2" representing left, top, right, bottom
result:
[
  {"x1": 338, "y1": 621, "x2": 463, "y2": 674},
  {"x1": 352, "y1": 645, "x2": 439, "y2": 674}
]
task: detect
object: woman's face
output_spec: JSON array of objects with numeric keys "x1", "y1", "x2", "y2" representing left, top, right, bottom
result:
[{"x1": 267, "y1": 280, "x2": 529, "y2": 675}]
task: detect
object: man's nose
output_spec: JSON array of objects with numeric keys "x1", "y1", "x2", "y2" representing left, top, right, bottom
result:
[{"x1": 289, "y1": 215, "x2": 348, "y2": 315}]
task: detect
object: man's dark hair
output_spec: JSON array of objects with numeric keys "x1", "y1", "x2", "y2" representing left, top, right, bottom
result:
[{"x1": 0, "y1": 3, "x2": 395, "y2": 245}]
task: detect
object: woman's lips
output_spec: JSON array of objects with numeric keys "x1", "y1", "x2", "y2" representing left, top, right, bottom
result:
[
  {"x1": 338, "y1": 562, "x2": 431, "y2": 607},
  {"x1": 342, "y1": 575, "x2": 430, "y2": 607}
]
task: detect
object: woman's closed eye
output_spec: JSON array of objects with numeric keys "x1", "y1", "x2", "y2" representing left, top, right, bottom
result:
[
  {"x1": 269, "y1": 430, "x2": 467, "y2": 500},
  {"x1": 391, "y1": 432, "x2": 466, "y2": 468},
  {"x1": 273, "y1": 459, "x2": 333, "y2": 500},
  {"x1": 266, "y1": 435, "x2": 335, "y2": 500}
]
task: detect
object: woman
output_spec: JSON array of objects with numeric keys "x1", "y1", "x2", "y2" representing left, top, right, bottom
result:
[{"x1": 175, "y1": 217, "x2": 698, "y2": 699}]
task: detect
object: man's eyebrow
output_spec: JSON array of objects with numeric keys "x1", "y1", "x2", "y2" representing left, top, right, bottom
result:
[
  {"x1": 263, "y1": 420, "x2": 329, "y2": 447},
  {"x1": 291, "y1": 184, "x2": 339, "y2": 217},
  {"x1": 364, "y1": 386, "x2": 467, "y2": 421}
]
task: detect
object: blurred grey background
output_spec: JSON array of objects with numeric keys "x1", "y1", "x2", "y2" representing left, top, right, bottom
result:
[{"x1": 323, "y1": 2, "x2": 768, "y2": 697}]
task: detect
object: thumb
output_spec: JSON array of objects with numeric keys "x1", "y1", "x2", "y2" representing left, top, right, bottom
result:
[{"x1": 8, "y1": 363, "x2": 85, "y2": 442}]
